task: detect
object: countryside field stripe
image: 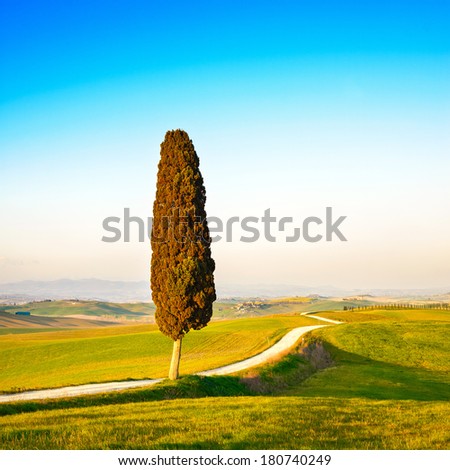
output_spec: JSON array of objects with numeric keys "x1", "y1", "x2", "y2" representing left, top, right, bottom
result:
[{"x1": 0, "y1": 318, "x2": 333, "y2": 403}]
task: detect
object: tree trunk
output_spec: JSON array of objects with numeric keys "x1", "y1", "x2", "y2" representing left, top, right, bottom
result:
[{"x1": 169, "y1": 338, "x2": 182, "y2": 380}]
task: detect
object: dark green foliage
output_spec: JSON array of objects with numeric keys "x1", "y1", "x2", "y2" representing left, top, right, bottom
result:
[{"x1": 151, "y1": 130, "x2": 216, "y2": 341}]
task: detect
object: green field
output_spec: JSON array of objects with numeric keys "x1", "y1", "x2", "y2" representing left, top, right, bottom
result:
[
  {"x1": 1, "y1": 396, "x2": 447, "y2": 450},
  {"x1": 0, "y1": 328, "x2": 63, "y2": 336},
  {"x1": 311, "y1": 308, "x2": 450, "y2": 323},
  {"x1": 215, "y1": 298, "x2": 381, "y2": 318},
  {"x1": 2, "y1": 300, "x2": 155, "y2": 320},
  {"x1": 1, "y1": 297, "x2": 382, "y2": 322},
  {"x1": 283, "y1": 320, "x2": 450, "y2": 401},
  {"x1": 0, "y1": 308, "x2": 448, "y2": 449},
  {"x1": 0, "y1": 315, "x2": 323, "y2": 392}
]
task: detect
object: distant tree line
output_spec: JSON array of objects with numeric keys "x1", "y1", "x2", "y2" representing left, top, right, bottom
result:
[{"x1": 344, "y1": 303, "x2": 450, "y2": 311}]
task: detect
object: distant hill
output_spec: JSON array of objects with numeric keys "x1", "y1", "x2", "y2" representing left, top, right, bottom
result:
[
  {"x1": 217, "y1": 284, "x2": 450, "y2": 299},
  {"x1": 0, "y1": 311, "x2": 121, "y2": 329},
  {"x1": 0, "y1": 297, "x2": 378, "y2": 327},
  {"x1": 0, "y1": 279, "x2": 448, "y2": 303},
  {"x1": 0, "y1": 279, "x2": 151, "y2": 303},
  {"x1": 1, "y1": 300, "x2": 155, "y2": 322},
  {"x1": 0, "y1": 279, "x2": 344, "y2": 302}
]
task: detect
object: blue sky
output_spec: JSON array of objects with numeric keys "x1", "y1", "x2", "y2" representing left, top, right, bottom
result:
[
  {"x1": 1, "y1": 0, "x2": 449, "y2": 103},
  {"x1": 1, "y1": 0, "x2": 449, "y2": 290}
]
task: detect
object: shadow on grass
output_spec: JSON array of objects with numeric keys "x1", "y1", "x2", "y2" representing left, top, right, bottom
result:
[
  {"x1": 286, "y1": 339, "x2": 450, "y2": 402},
  {"x1": 0, "y1": 375, "x2": 251, "y2": 417},
  {"x1": 1, "y1": 339, "x2": 448, "y2": 418}
]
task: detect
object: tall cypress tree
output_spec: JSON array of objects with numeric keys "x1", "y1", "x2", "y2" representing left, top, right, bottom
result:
[{"x1": 151, "y1": 129, "x2": 216, "y2": 380}]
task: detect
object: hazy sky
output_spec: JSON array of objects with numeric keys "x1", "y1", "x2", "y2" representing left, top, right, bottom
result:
[{"x1": 1, "y1": 0, "x2": 449, "y2": 290}]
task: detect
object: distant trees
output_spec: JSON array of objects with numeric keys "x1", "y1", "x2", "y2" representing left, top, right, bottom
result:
[
  {"x1": 151, "y1": 130, "x2": 216, "y2": 380},
  {"x1": 343, "y1": 303, "x2": 450, "y2": 311}
]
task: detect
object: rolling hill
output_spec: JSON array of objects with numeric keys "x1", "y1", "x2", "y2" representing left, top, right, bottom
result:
[
  {"x1": 0, "y1": 315, "x2": 324, "y2": 392},
  {"x1": 0, "y1": 308, "x2": 448, "y2": 449},
  {"x1": 0, "y1": 297, "x2": 382, "y2": 325},
  {"x1": 0, "y1": 311, "x2": 120, "y2": 331}
]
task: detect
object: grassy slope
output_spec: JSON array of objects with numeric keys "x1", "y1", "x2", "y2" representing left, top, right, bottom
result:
[
  {"x1": 0, "y1": 308, "x2": 448, "y2": 449},
  {"x1": 284, "y1": 320, "x2": 450, "y2": 401},
  {"x1": 216, "y1": 299, "x2": 380, "y2": 318},
  {"x1": 2, "y1": 301, "x2": 154, "y2": 319},
  {"x1": 311, "y1": 308, "x2": 450, "y2": 323},
  {"x1": 0, "y1": 315, "x2": 322, "y2": 392},
  {"x1": 1, "y1": 298, "x2": 381, "y2": 322},
  {"x1": 0, "y1": 311, "x2": 122, "y2": 330},
  {"x1": 0, "y1": 328, "x2": 65, "y2": 336},
  {"x1": 1, "y1": 396, "x2": 447, "y2": 450}
]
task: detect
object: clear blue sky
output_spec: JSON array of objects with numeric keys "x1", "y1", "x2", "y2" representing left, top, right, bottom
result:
[
  {"x1": 1, "y1": 0, "x2": 449, "y2": 290},
  {"x1": 1, "y1": 0, "x2": 449, "y2": 103}
]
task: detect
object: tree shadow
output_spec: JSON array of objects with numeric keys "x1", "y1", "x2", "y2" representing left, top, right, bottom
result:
[
  {"x1": 1, "y1": 340, "x2": 448, "y2": 419},
  {"x1": 275, "y1": 340, "x2": 450, "y2": 401}
]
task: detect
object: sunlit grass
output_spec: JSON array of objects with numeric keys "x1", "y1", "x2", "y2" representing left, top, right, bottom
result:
[
  {"x1": 2, "y1": 301, "x2": 155, "y2": 319},
  {"x1": 311, "y1": 320, "x2": 450, "y2": 371},
  {"x1": 0, "y1": 396, "x2": 448, "y2": 450},
  {"x1": 0, "y1": 315, "x2": 322, "y2": 392},
  {"x1": 267, "y1": 297, "x2": 312, "y2": 303},
  {"x1": 0, "y1": 308, "x2": 448, "y2": 450},
  {"x1": 314, "y1": 308, "x2": 450, "y2": 323},
  {"x1": 276, "y1": 320, "x2": 450, "y2": 403}
]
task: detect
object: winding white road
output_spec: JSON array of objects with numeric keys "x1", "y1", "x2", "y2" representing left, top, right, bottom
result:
[
  {"x1": 0, "y1": 315, "x2": 339, "y2": 403},
  {"x1": 0, "y1": 379, "x2": 163, "y2": 403},
  {"x1": 300, "y1": 311, "x2": 343, "y2": 325},
  {"x1": 199, "y1": 324, "x2": 327, "y2": 376}
]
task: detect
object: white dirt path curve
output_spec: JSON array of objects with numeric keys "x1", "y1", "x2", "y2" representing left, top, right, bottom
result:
[
  {"x1": 0, "y1": 379, "x2": 164, "y2": 403},
  {"x1": 199, "y1": 324, "x2": 327, "y2": 376},
  {"x1": 300, "y1": 311, "x2": 343, "y2": 325},
  {"x1": 0, "y1": 319, "x2": 336, "y2": 403}
]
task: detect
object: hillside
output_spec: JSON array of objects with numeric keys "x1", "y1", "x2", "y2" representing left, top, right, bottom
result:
[
  {"x1": 0, "y1": 315, "x2": 324, "y2": 393},
  {"x1": 1, "y1": 301, "x2": 154, "y2": 322},
  {"x1": 0, "y1": 312, "x2": 120, "y2": 330},
  {"x1": 0, "y1": 297, "x2": 382, "y2": 325},
  {"x1": 0, "y1": 307, "x2": 448, "y2": 449}
]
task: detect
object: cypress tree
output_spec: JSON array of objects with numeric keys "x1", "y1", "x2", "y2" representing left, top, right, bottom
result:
[{"x1": 151, "y1": 129, "x2": 216, "y2": 380}]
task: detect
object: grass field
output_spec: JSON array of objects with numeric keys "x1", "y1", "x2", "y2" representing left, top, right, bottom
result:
[
  {"x1": 1, "y1": 297, "x2": 382, "y2": 322},
  {"x1": 0, "y1": 308, "x2": 448, "y2": 449},
  {"x1": 0, "y1": 328, "x2": 63, "y2": 336},
  {"x1": 310, "y1": 308, "x2": 450, "y2": 323},
  {"x1": 283, "y1": 320, "x2": 450, "y2": 402},
  {"x1": 1, "y1": 396, "x2": 447, "y2": 449},
  {"x1": 0, "y1": 315, "x2": 323, "y2": 392},
  {"x1": 0, "y1": 311, "x2": 123, "y2": 330},
  {"x1": 2, "y1": 300, "x2": 155, "y2": 320}
]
